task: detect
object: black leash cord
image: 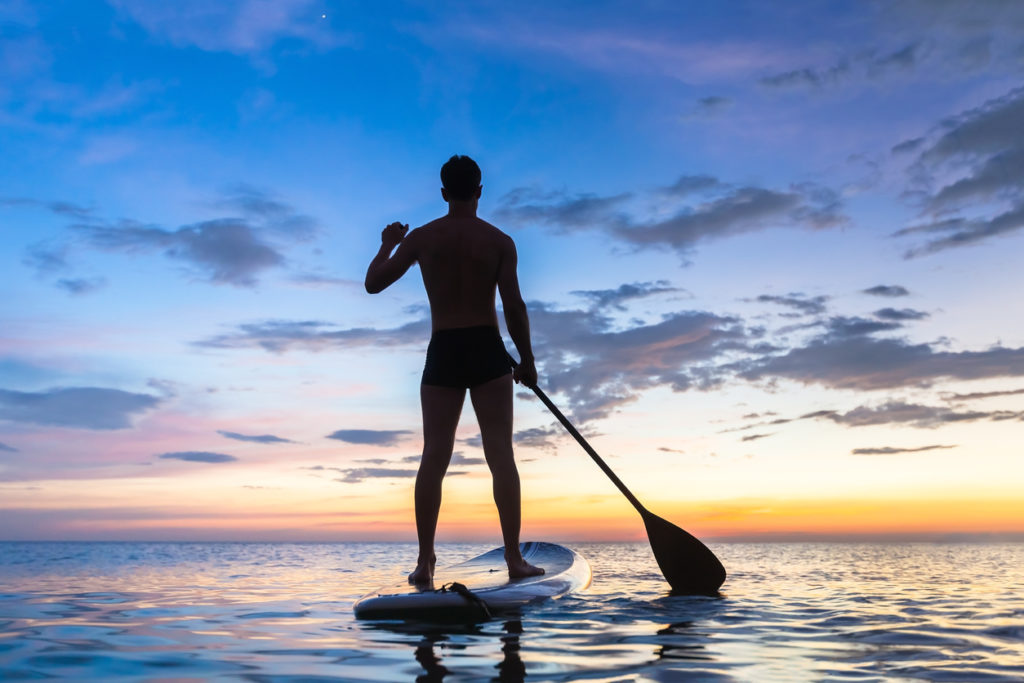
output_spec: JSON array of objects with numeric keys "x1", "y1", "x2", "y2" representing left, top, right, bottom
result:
[{"x1": 438, "y1": 581, "x2": 492, "y2": 619}]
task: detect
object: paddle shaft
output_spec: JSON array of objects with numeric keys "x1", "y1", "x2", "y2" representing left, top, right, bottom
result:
[
  {"x1": 508, "y1": 356, "x2": 646, "y2": 515},
  {"x1": 508, "y1": 353, "x2": 727, "y2": 594}
]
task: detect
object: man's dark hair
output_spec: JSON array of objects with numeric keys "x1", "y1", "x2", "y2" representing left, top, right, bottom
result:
[{"x1": 440, "y1": 155, "x2": 481, "y2": 201}]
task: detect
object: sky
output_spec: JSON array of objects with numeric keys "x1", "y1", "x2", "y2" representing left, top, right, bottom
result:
[{"x1": 2, "y1": 0, "x2": 1023, "y2": 543}]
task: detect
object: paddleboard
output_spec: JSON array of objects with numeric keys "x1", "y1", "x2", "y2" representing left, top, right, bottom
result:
[{"x1": 353, "y1": 541, "x2": 591, "y2": 620}]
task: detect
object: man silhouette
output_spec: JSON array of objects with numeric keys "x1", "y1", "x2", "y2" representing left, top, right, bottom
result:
[{"x1": 365, "y1": 155, "x2": 544, "y2": 584}]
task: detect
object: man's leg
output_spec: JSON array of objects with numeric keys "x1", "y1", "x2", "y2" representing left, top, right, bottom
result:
[
  {"x1": 470, "y1": 374, "x2": 544, "y2": 578},
  {"x1": 409, "y1": 383, "x2": 465, "y2": 584}
]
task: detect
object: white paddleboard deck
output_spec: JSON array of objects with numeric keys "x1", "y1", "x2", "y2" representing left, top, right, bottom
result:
[{"x1": 353, "y1": 541, "x2": 591, "y2": 620}]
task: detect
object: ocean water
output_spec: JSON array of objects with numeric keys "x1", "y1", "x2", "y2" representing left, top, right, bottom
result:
[{"x1": 0, "y1": 541, "x2": 1022, "y2": 682}]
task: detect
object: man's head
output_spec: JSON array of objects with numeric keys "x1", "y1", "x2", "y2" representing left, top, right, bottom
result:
[{"x1": 440, "y1": 155, "x2": 482, "y2": 202}]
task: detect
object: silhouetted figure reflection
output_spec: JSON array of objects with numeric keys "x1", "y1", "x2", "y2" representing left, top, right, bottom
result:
[
  {"x1": 367, "y1": 617, "x2": 525, "y2": 682},
  {"x1": 655, "y1": 621, "x2": 714, "y2": 662},
  {"x1": 494, "y1": 619, "x2": 525, "y2": 682},
  {"x1": 364, "y1": 155, "x2": 544, "y2": 584},
  {"x1": 414, "y1": 633, "x2": 450, "y2": 683}
]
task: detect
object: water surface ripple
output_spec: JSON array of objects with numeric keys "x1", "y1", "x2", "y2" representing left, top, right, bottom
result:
[{"x1": 1, "y1": 541, "x2": 1021, "y2": 681}]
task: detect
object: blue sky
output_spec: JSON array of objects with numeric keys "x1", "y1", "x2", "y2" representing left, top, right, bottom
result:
[{"x1": 2, "y1": 0, "x2": 1024, "y2": 541}]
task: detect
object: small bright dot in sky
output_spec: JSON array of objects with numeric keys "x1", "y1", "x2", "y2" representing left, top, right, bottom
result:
[{"x1": 322, "y1": 14, "x2": 326, "y2": 19}]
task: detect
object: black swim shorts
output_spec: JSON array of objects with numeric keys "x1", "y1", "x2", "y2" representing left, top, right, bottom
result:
[{"x1": 422, "y1": 325, "x2": 512, "y2": 388}]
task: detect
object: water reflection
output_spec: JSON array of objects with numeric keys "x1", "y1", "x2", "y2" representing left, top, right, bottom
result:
[
  {"x1": 655, "y1": 621, "x2": 715, "y2": 662},
  {"x1": 364, "y1": 618, "x2": 526, "y2": 682}
]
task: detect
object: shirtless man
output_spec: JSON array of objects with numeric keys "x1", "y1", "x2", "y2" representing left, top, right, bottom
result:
[{"x1": 364, "y1": 155, "x2": 544, "y2": 584}]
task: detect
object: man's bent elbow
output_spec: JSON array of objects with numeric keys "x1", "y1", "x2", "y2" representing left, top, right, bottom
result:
[{"x1": 506, "y1": 299, "x2": 529, "y2": 320}]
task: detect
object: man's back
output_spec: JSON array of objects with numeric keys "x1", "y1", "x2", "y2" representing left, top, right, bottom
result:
[{"x1": 413, "y1": 215, "x2": 511, "y2": 332}]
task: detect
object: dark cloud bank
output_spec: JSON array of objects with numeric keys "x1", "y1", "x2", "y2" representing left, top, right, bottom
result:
[
  {"x1": 494, "y1": 175, "x2": 845, "y2": 259},
  {"x1": 896, "y1": 86, "x2": 1024, "y2": 256},
  {"x1": 196, "y1": 288, "x2": 1024, "y2": 425}
]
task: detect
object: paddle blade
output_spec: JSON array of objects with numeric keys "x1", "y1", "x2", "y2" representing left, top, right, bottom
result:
[{"x1": 642, "y1": 510, "x2": 726, "y2": 595}]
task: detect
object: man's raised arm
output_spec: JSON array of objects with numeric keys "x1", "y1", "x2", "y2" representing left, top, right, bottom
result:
[
  {"x1": 365, "y1": 222, "x2": 416, "y2": 294},
  {"x1": 497, "y1": 236, "x2": 537, "y2": 387}
]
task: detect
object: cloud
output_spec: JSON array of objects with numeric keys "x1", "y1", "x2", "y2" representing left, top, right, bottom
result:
[
  {"x1": 513, "y1": 425, "x2": 562, "y2": 451},
  {"x1": 335, "y1": 467, "x2": 418, "y2": 483},
  {"x1": 399, "y1": 452, "x2": 486, "y2": 467},
  {"x1": 195, "y1": 317, "x2": 430, "y2": 353},
  {"x1": 22, "y1": 243, "x2": 70, "y2": 274},
  {"x1": 892, "y1": 138, "x2": 925, "y2": 155},
  {"x1": 497, "y1": 178, "x2": 845, "y2": 257},
  {"x1": 0, "y1": 387, "x2": 161, "y2": 429},
  {"x1": 0, "y1": 441, "x2": 18, "y2": 453},
  {"x1": 926, "y1": 145, "x2": 1024, "y2": 210},
  {"x1": 202, "y1": 294, "x2": 753, "y2": 422},
  {"x1": 2, "y1": 197, "x2": 93, "y2": 220},
  {"x1": 159, "y1": 451, "x2": 238, "y2": 463},
  {"x1": 735, "y1": 400, "x2": 1023, "y2": 434},
  {"x1": 896, "y1": 86, "x2": 1024, "y2": 256},
  {"x1": 494, "y1": 188, "x2": 632, "y2": 234},
  {"x1": 658, "y1": 175, "x2": 727, "y2": 200},
  {"x1": 863, "y1": 285, "x2": 910, "y2": 297},
  {"x1": 734, "y1": 316, "x2": 1024, "y2": 391},
  {"x1": 463, "y1": 426, "x2": 565, "y2": 452},
  {"x1": 758, "y1": 41, "x2": 926, "y2": 90},
  {"x1": 305, "y1": 452, "x2": 483, "y2": 485},
  {"x1": 570, "y1": 281, "x2": 682, "y2": 310},
  {"x1": 438, "y1": 15, "x2": 802, "y2": 85},
  {"x1": 213, "y1": 185, "x2": 318, "y2": 242},
  {"x1": 942, "y1": 387, "x2": 1024, "y2": 401},
  {"x1": 753, "y1": 293, "x2": 829, "y2": 316},
  {"x1": 15, "y1": 187, "x2": 317, "y2": 288},
  {"x1": 897, "y1": 204, "x2": 1024, "y2": 258},
  {"x1": 919, "y1": 86, "x2": 1024, "y2": 165},
  {"x1": 685, "y1": 96, "x2": 733, "y2": 119},
  {"x1": 757, "y1": 40, "x2": 950, "y2": 92},
  {"x1": 326, "y1": 429, "x2": 414, "y2": 447},
  {"x1": 760, "y1": 62, "x2": 851, "y2": 89},
  {"x1": 741, "y1": 433, "x2": 772, "y2": 442},
  {"x1": 218, "y1": 430, "x2": 294, "y2": 444},
  {"x1": 110, "y1": 0, "x2": 343, "y2": 55},
  {"x1": 289, "y1": 273, "x2": 362, "y2": 289},
  {"x1": 823, "y1": 401, "x2": 1019, "y2": 428},
  {"x1": 335, "y1": 466, "x2": 470, "y2": 484},
  {"x1": 56, "y1": 277, "x2": 107, "y2": 295},
  {"x1": 449, "y1": 453, "x2": 485, "y2": 466},
  {"x1": 528, "y1": 303, "x2": 755, "y2": 420},
  {"x1": 75, "y1": 219, "x2": 285, "y2": 288},
  {"x1": 873, "y1": 307, "x2": 929, "y2": 321},
  {"x1": 851, "y1": 444, "x2": 957, "y2": 456}
]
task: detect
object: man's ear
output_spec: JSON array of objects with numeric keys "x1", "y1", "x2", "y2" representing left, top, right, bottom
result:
[
  {"x1": 441, "y1": 187, "x2": 449, "y2": 202},
  {"x1": 476, "y1": 185, "x2": 482, "y2": 199}
]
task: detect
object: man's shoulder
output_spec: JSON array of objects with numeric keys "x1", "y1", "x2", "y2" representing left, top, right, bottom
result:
[{"x1": 419, "y1": 216, "x2": 512, "y2": 242}]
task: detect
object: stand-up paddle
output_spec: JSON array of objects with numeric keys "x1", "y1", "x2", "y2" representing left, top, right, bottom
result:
[{"x1": 509, "y1": 354, "x2": 726, "y2": 595}]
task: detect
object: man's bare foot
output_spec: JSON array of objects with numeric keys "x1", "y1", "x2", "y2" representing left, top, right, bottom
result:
[
  {"x1": 408, "y1": 554, "x2": 436, "y2": 585},
  {"x1": 506, "y1": 554, "x2": 545, "y2": 579}
]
